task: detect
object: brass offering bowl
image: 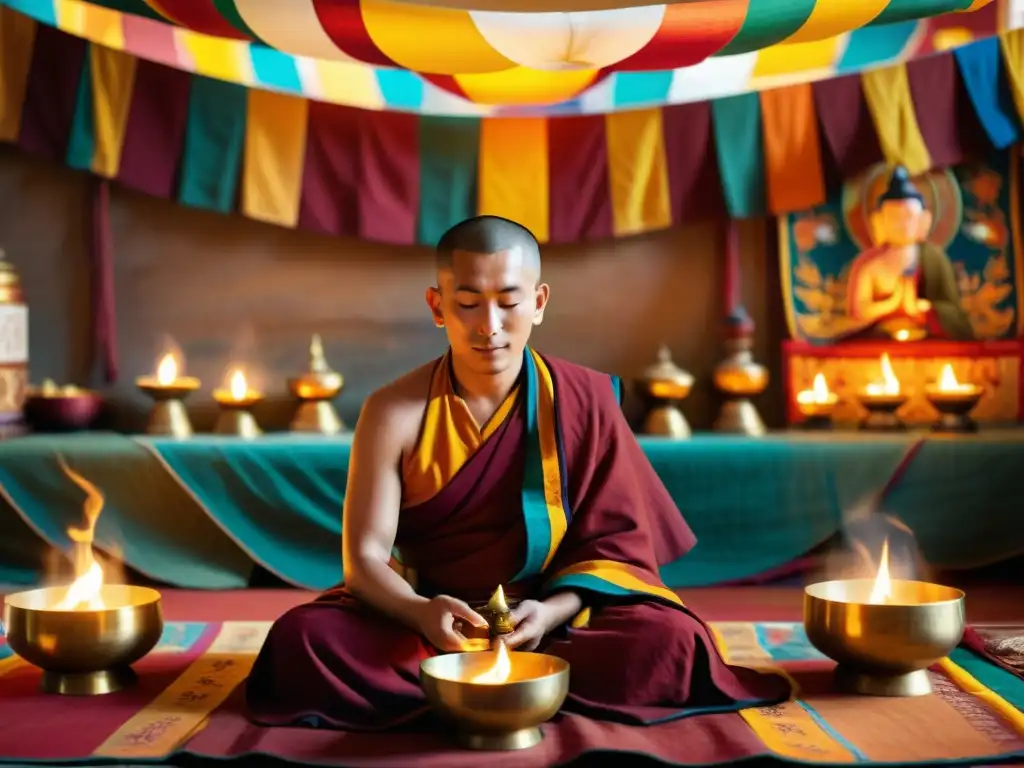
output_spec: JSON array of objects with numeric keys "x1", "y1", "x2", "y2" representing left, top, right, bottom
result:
[
  {"x1": 136, "y1": 377, "x2": 201, "y2": 438},
  {"x1": 421, "y1": 651, "x2": 569, "y2": 751},
  {"x1": 924, "y1": 385, "x2": 982, "y2": 434},
  {"x1": 638, "y1": 345, "x2": 695, "y2": 439},
  {"x1": 2, "y1": 585, "x2": 164, "y2": 695},
  {"x1": 856, "y1": 392, "x2": 908, "y2": 431},
  {"x1": 23, "y1": 391, "x2": 104, "y2": 432},
  {"x1": 804, "y1": 578, "x2": 965, "y2": 697}
]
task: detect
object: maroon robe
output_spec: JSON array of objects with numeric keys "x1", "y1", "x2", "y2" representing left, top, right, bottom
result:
[{"x1": 244, "y1": 353, "x2": 791, "y2": 729}]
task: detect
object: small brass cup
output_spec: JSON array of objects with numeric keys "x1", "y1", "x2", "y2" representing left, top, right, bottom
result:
[{"x1": 421, "y1": 651, "x2": 569, "y2": 751}]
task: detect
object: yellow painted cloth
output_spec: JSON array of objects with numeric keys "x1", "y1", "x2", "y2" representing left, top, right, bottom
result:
[
  {"x1": 784, "y1": 0, "x2": 888, "y2": 44},
  {"x1": 1000, "y1": 30, "x2": 1024, "y2": 125},
  {"x1": 753, "y1": 38, "x2": 841, "y2": 80},
  {"x1": 604, "y1": 107, "x2": 671, "y2": 237},
  {"x1": 89, "y1": 46, "x2": 137, "y2": 178},
  {"x1": 862, "y1": 65, "x2": 933, "y2": 175},
  {"x1": 241, "y1": 89, "x2": 309, "y2": 228},
  {"x1": 0, "y1": 6, "x2": 36, "y2": 142},
  {"x1": 478, "y1": 117, "x2": 550, "y2": 243},
  {"x1": 454, "y1": 67, "x2": 598, "y2": 106},
  {"x1": 759, "y1": 83, "x2": 826, "y2": 213},
  {"x1": 401, "y1": 351, "x2": 520, "y2": 508},
  {"x1": 177, "y1": 30, "x2": 252, "y2": 85},
  {"x1": 360, "y1": 0, "x2": 514, "y2": 74}
]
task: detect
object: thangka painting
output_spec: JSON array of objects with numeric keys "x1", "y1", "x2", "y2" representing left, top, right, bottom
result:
[{"x1": 779, "y1": 151, "x2": 1024, "y2": 346}]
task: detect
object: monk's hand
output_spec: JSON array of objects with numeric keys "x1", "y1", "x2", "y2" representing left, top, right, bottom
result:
[
  {"x1": 500, "y1": 600, "x2": 552, "y2": 651},
  {"x1": 415, "y1": 595, "x2": 489, "y2": 652}
]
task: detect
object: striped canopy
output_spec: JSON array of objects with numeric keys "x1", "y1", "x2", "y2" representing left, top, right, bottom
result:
[
  {"x1": 0, "y1": 0, "x2": 1002, "y2": 113},
  {"x1": 64, "y1": 0, "x2": 992, "y2": 74}
]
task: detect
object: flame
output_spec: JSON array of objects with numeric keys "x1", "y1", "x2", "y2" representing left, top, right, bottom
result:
[
  {"x1": 894, "y1": 330, "x2": 911, "y2": 342},
  {"x1": 937, "y1": 363, "x2": 975, "y2": 393},
  {"x1": 865, "y1": 353, "x2": 900, "y2": 395},
  {"x1": 53, "y1": 459, "x2": 106, "y2": 611},
  {"x1": 156, "y1": 353, "x2": 178, "y2": 386},
  {"x1": 470, "y1": 640, "x2": 512, "y2": 684},
  {"x1": 868, "y1": 537, "x2": 892, "y2": 605},
  {"x1": 796, "y1": 373, "x2": 833, "y2": 404},
  {"x1": 229, "y1": 369, "x2": 248, "y2": 401}
]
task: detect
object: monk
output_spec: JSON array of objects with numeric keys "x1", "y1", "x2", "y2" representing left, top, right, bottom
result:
[
  {"x1": 844, "y1": 165, "x2": 973, "y2": 342},
  {"x1": 245, "y1": 215, "x2": 791, "y2": 730}
]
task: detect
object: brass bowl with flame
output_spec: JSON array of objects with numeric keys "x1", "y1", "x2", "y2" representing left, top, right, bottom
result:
[
  {"x1": 421, "y1": 650, "x2": 569, "y2": 751},
  {"x1": 804, "y1": 578, "x2": 965, "y2": 697},
  {"x1": 2, "y1": 585, "x2": 164, "y2": 696}
]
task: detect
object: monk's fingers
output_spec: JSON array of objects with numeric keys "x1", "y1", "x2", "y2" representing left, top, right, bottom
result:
[{"x1": 447, "y1": 599, "x2": 488, "y2": 629}]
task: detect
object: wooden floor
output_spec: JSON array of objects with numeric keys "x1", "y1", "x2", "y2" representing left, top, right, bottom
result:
[{"x1": 132, "y1": 583, "x2": 1024, "y2": 625}]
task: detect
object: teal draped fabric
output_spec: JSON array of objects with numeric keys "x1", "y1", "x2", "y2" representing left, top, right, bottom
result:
[
  {"x1": 955, "y1": 38, "x2": 1023, "y2": 150},
  {"x1": 137, "y1": 436, "x2": 346, "y2": 589},
  {"x1": 249, "y1": 48, "x2": 303, "y2": 96},
  {"x1": 64, "y1": 48, "x2": 94, "y2": 172},
  {"x1": 177, "y1": 76, "x2": 247, "y2": 213},
  {"x1": 2, "y1": 433, "x2": 1023, "y2": 591},
  {"x1": 416, "y1": 116, "x2": 479, "y2": 246},
  {"x1": 711, "y1": 93, "x2": 766, "y2": 219},
  {"x1": 0, "y1": 434, "x2": 253, "y2": 589}
]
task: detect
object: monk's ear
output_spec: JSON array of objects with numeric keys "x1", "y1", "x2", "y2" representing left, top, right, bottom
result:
[
  {"x1": 425, "y1": 286, "x2": 444, "y2": 326},
  {"x1": 532, "y1": 283, "x2": 550, "y2": 327},
  {"x1": 917, "y1": 208, "x2": 933, "y2": 240}
]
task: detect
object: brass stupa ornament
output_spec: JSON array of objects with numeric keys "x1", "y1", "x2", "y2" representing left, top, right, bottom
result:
[
  {"x1": 638, "y1": 345, "x2": 694, "y2": 439},
  {"x1": 287, "y1": 334, "x2": 345, "y2": 435},
  {"x1": 484, "y1": 585, "x2": 515, "y2": 637}
]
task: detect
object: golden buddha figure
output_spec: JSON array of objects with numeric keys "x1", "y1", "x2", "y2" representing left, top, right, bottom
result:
[{"x1": 843, "y1": 166, "x2": 973, "y2": 342}]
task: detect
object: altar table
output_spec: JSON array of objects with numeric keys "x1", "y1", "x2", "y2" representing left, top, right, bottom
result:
[{"x1": 0, "y1": 432, "x2": 1021, "y2": 590}]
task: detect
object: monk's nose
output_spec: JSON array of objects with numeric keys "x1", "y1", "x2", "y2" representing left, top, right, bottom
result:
[{"x1": 481, "y1": 304, "x2": 502, "y2": 336}]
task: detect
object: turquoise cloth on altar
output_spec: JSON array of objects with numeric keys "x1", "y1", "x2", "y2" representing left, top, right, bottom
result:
[{"x1": 0, "y1": 432, "x2": 1022, "y2": 590}]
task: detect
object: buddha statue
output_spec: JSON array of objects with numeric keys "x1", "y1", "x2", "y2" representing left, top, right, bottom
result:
[{"x1": 843, "y1": 166, "x2": 973, "y2": 342}]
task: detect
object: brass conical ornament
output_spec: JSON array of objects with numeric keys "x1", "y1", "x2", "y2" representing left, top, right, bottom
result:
[
  {"x1": 638, "y1": 345, "x2": 694, "y2": 438},
  {"x1": 287, "y1": 334, "x2": 345, "y2": 434}
]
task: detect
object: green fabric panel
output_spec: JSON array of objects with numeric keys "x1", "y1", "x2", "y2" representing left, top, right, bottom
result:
[
  {"x1": 653, "y1": 436, "x2": 917, "y2": 587},
  {"x1": 212, "y1": 0, "x2": 260, "y2": 39},
  {"x1": 884, "y1": 436, "x2": 1024, "y2": 568},
  {"x1": 417, "y1": 115, "x2": 479, "y2": 246},
  {"x1": 717, "y1": 0, "x2": 818, "y2": 56},
  {"x1": 178, "y1": 75, "x2": 247, "y2": 214},
  {"x1": 710, "y1": 92, "x2": 766, "y2": 218},
  {"x1": 64, "y1": 48, "x2": 94, "y2": 172},
  {"x1": 139, "y1": 435, "x2": 346, "y2": 590},
  {"x1": 0, "y1": 434, "x2": 252, "y2": 589},
  {"x1": 949, "y1": 646, "x2": 1024, "y2": 711},
  {"x1": 872, "y1": 0, "x2": 974, "y2": 26},
  {"x1": 3, "y1": 434, "x2": 1024, "y2": 592}
]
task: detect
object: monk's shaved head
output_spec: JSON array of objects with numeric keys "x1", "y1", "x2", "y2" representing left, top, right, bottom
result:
[{"x1": 435, "y1": 215, "x2": 541, "y2": 277}]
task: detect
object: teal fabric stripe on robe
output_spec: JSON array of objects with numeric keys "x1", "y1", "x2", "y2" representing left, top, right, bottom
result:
[
  {"x1": 138, "y1": 435, "x2": 346, "y2": 590},
  {"x1": 178, "y1": 75, "x2": 247, "y2": 213},
  {"x1": 417, "y1": 115, "x2": 479, "y2": 246},
  {"x1": 0, "y1": 434, "x2": 253, "y2": 589},
  {"x1": 710, "y1": 93, "x2": 766, "y2": 219},
  {"x1": 955, "y1": 38, "x2": 1023, "y2": 150},
  {"x1": 64, "y1": 47, "x2": 95, "y2": 172}
]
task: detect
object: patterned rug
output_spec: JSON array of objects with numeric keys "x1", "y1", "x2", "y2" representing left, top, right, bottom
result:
[{"x1": 1, "y1": 621, "x2": 1023, "y2": 766}]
